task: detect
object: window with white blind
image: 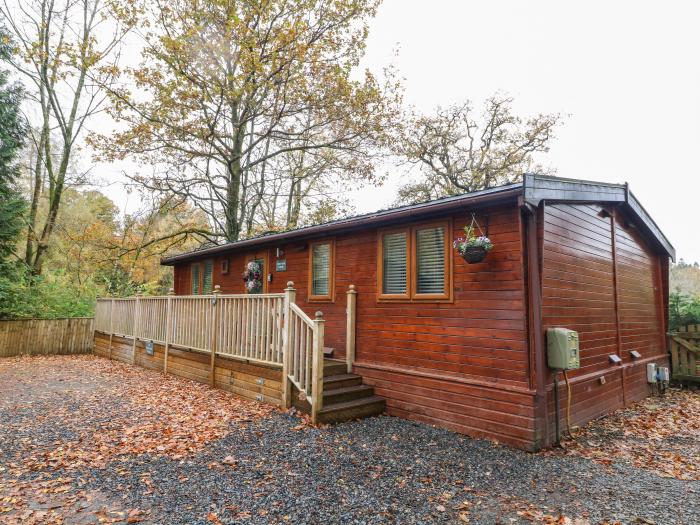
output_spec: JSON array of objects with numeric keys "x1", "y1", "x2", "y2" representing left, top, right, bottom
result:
[
  {"x1": 309, "y1": 240, "x2": 334, "y2": 300},
  {"x1": 378, "y1": 221, "x2": 451, "y2": 301},
  {"x1": 191, "y1": 263, "x2": 200, "y2": 294},
  {"x1": 416, "y1": 225, "x2": 445, "y2": 295},
  {"x1": 382, "y1": 231, "x2": 408, "y2": 296}
]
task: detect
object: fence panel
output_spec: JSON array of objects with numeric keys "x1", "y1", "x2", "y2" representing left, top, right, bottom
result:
[
  {"x1": 112, "y1": 299, "x2": 135, "y2": 337},
  {"x1": 217, "y1": 295, "x2": 285, "y2": 366},
  {"x1": 139, "y1": 297, "x2": 168, "y2": 343},
  {"x1": 0, "y1": 318, "x2": 94, "y2": 357},
  {"x1": 169, "y1": 296, "x2": 213, "y2": 352},
  {"x1": 95, "y1": 300, "x2": 112, "y2": 333},
  {"x1": 671, "y1": 324, "x2": 700, "y2": 383}
]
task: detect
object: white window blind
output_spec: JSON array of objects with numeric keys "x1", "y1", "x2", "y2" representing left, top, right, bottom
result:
[
  {"x1": 202, "y1": 260, "x2": 213, "y2": 294},
  {"x1": 382, "y1": 232, "x2": 407, "y2": 294},
  {"x1": 312, "y1": 243, "x2": 331, "y2": 296},
  {"x1": 191, "y1": 264, "x2": 200, "y2": 294},
  {"x1": 416, "y1": 226, "x2": 445, "y2": 294}
]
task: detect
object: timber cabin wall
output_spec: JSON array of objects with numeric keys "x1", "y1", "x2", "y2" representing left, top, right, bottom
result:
[
  {"x1": 539, "y1": 202, "x2": 669, "y2": 439},
  {"x1": 173, "y1": 203, "x2": 537, "y2": 449}
]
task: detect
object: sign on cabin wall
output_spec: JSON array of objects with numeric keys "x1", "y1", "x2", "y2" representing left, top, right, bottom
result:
[
  {"x1": 145, "y1": 340, "x2": 154, "y2": 356},
  {"x1": 276, "y1": 259, "x2": 287, "y2": 271}
]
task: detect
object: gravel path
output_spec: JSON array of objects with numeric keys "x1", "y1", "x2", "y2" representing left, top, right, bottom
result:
[{"x1": 1, "y1": 356, "x2": 697, "y2": 524}]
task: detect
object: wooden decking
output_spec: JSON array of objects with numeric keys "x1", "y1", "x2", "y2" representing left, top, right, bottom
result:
[{"x1": 94, "y1": 283, "x2": 386, "y2": 425}]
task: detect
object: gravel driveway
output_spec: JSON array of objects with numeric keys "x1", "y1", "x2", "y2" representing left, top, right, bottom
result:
[{"x1": 0, "y1": 355, "x2": 697, "y2": 524}]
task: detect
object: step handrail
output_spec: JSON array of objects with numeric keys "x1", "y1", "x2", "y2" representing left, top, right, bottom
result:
[{"x1": 282, "y1": 282, "x2": 325, "y2": 423}]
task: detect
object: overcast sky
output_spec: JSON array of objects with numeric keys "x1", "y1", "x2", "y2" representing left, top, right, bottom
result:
[
  {"x1": 347, "y1": 0, "x2": 699, "y2": 262},
  {"x1": 92, "y1": 0, "x2": 699, "y2": 262}
]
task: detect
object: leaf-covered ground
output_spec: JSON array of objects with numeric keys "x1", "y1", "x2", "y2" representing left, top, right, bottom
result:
[
  {"x1": 0, "y1": 355, "x2": 698, "y2": 524},
  {"x1": 557, "y1": 389, "x2": 700, "y2": 481}
]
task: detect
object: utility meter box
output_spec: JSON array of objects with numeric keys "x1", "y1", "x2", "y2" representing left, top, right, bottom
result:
[{"x1": 547, "y1": 328, "x2": 580, "y2": 370}]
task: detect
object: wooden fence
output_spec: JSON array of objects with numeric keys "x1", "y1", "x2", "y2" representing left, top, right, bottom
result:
[
  {"x1": 0, "y1": 318, "x2": 94, "y2": 357},
  {"x1": 671, "y1": 324, "x2": 700, "y2": 384},
  {"x1": 95, "y1": 282, "x2": 338, "y2": 422}
]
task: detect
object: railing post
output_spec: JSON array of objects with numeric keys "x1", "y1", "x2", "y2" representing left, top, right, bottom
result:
[
  {"x1": 210, "y1": 285, "x2": 221, "y2": 387},
  {"x1": 132, "y1": 293, "x2": 142, "y2": 364},
  {"x1": 282, "y1": 282, "x2": 296, "y2": 408},
  {"x1": 108, "y1": 298, "x2": 114, "y2": 360},
  {"x1": 164, "y1": 288, "x2": 174, "y2": 374},
  {"x1": 346, "y1": 284, "x2": 357, "y2": 373},
  {"x1": 311, "y1": 311, "x2": 325, "y2": 424}
]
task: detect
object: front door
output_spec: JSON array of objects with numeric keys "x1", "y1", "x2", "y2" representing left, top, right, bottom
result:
[{"x1": 244, "y1": 250, "x2": 269, "y2": 294}]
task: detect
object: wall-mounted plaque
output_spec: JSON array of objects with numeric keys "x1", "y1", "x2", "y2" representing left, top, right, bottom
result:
[
  {"x1": 145, "y1": 340, "x2": 154, "y2": 356},
  {"x1": 276, "y1": 259, "x2": 287, "y2": 271}
]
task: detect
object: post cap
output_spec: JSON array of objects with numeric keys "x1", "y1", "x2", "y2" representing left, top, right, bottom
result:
[
  {"x1": 213, "y1": 284, "x2": 221, "y2": 294},
  {"x1": 315, "y1": 311, "x2": 324, "y2": 320},
  {"x1": 167, "y1": 288, "x2": 175, "y2": 295},
  {"x1": 286, "y1": 281, "x2": 295, "y2": 288},
  {"x1": 348, "y1": 284, "x2": 357, "y2": 292}
]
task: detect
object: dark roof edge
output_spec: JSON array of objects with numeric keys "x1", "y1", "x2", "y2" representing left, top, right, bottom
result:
[
  {"x1": 524, "y1": 174, "x2": 675, "y2": 260},
  {"x1": 161, "y1": 183, "x2": 523, "y2": 265}
]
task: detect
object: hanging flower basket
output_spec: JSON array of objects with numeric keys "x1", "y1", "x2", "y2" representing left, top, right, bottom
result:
[
  {"x1": 242, "y1": 260, "x2": 263, "y2": 293},
  {"x1": 461, "y1": 245, "x2": 489, "y2": 264},
  {"x1": 454, "y1": 219, "x2": 493, "y2": 264}
]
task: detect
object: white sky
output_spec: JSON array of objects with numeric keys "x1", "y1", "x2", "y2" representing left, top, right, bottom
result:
[
  {"x1": 350, "y1": 0, "x2": 700, "y2": 263},
  {"x1": 92, "y1": 0, "x2": 699, "y2": 262}
]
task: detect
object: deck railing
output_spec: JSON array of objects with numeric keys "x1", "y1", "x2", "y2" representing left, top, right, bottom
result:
[{"x1": 95, "y1": 281, "x2": 345, "y2": 423}]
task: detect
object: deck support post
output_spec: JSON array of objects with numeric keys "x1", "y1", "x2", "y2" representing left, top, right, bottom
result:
[
  {"x1": 346, "y1": 284, "x2": 357, "y2": 373},
  {"x1": 282, "y1": 282, "x2": 296, "y2": 408},
  {"x1": 108, "y1": 298, "x2": 114, "y2": 360},
  {"x1": 164, "y1": 288, "x2": 174, "y2": 375},
  {"x1": 311, "y1": 311, "x2": 325, "y2": 424},
  {"x1": 132, "y1": 293, "x2": 142, "y2": 364},
  {"x1": 210, "y1": 285, "x2": 221, "y2": 387}
]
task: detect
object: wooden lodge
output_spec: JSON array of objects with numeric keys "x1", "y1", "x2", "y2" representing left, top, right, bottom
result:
[{"x1": 93, "y1": 174, "x2": 675, "y2": 450}]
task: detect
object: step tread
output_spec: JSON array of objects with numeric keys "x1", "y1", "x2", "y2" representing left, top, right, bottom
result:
[
  {"x1": 323, "y1": 384, "x2": 374, "y2": 399},
  {"x1": 318, "y1": 395, "x2": 385, "y2": 413},
  {"x1": 323, "y1": 373, "x2": 360, "y2": 383}
]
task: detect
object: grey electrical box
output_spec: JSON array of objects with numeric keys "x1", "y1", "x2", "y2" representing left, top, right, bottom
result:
[{"x1": 547, "y1": 328, "x2": 580, "y2": 370}]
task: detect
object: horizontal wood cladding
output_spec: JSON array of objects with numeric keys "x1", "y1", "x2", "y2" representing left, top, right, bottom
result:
[
  {"x1": 355, "y1": 363, "x2": 536, "y2": 450},
  {"x1": 546, "y1": 356, "x2": 669, "y2": 437},
  {"x1": 541, "y1": 203, "x2": 669, "y2": 433},
  {"x1": 93, "y1": 332, "x2": 281, "y2": 406},
  {"x1": 174, "y1": 205, "x2": 529, "y2": 386}
]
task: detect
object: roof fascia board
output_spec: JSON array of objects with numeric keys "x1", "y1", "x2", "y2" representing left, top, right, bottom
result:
[
  {"x1": 524, "y1": 174, "x2": 675, "y2": 260},
  {"x1": 162, "y1": 184, "x2": 522, "y2": 265}
]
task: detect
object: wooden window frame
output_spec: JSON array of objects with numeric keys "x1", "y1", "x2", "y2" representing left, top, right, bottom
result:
[
  {"x1": 190, "y1": 259, "x2": 214, "y2": 295},
  {"x1": 376, "y1": 226, "x2": 411, "y2": 301},
  {"x1": 308, "y1": 239, "x2": 335, "y2": 302},
  {"x1": 191, "y1": 262, "x2": 201, "y2": 295},
  {"x1": 377, "y1": 219, "x2": 453, "y2": 303}
]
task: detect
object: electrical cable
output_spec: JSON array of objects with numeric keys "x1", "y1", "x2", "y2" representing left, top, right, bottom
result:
[{"x1": 562, "y1": 369, "x2": 580, "y2": 438}]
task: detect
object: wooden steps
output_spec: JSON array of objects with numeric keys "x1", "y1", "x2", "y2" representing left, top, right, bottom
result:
[{"x1": 293, "y1": 359, "x2": 386, "y2": 424}]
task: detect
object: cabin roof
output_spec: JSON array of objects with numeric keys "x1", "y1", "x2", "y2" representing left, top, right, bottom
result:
[{"x1": 161, "y1": 175, "x2": 675, "y2": 265}]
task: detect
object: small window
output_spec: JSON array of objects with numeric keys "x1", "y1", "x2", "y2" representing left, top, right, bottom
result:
[
  {"x1": 191, "y1": 263, "x2": 200, "y2": 294},
  {"x1": 382, "y1": 231, "x2": 408, "y2": 296},
  {"x1": 415, "y1": 225, "x2": 446, "y2": 295},
  {"x1": 377, "y1": 221, "x2": 451, "y2": 301},
  {"x1": 221, "y1": 258, "x2": 230, "y2": 275},
  {"x1": 202, "y1": 260, "x2": 213, "y2": 294},
  {"x1": 309, "y1": 240, "x2": 334, "y2": 300}
]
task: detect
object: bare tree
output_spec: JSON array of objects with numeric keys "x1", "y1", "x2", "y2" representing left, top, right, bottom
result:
[
  {"x1": 94, "y1": 0, "x2": 401, "y2": 242},
  {"x1": 394, "y1": 95, "x2": 560, "y2": 204},
  {"x1": 1, "y1": 0, "x2": 131, "y2": 274}
]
